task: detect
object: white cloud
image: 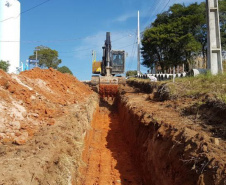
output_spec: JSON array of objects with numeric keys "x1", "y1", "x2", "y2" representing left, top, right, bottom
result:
[
  {"x1": 69, "y1": 30, "x2": 140, "y2": 80},
  {"x1": 73, "y1": 31, "x2": 136, "y2": 60},
  {"x1": 114, "y1": 12, "x2": 137, "y2": 22}
]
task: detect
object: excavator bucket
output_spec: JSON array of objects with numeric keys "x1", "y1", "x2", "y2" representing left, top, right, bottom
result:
[
  {"x1": 99, "y1": 84, "x2": 118, "y2": 99},
  {"x1": 99, "y1": 76, "x2": 119, "y2": 99}
]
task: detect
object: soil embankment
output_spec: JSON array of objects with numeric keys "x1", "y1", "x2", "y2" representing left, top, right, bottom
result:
[
  {"x1": 0, "y1": 68, "x2": 98, "y2": 184},
  {"x1": 79, "y1": 83, "x2": 226, "y2": 185},
  {"x1": 1, "y1": 68, "x2": 226, "y2": 184},
  {"x1": 117, "y1": 85, "x2": 226, "y2": 185}
]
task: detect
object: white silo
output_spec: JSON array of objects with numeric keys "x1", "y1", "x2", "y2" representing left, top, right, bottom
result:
[{"x1": 0, "y1": 0, "x2": 21, "y2": 73}]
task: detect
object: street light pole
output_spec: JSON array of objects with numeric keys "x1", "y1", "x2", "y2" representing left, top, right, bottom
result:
[{"x1": 137, "y1": 10, "x2": 141, "y2": 76}]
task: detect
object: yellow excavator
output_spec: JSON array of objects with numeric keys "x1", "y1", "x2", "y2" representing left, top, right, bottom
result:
[{"x1": 91, "y1": 32, "x2": 126, "y2": 98}]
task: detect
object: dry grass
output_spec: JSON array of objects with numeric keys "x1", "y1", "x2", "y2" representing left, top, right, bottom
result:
[
  {"x1": 127, "y1": 77, "x2": 150, "y2": 82},
  {"x1": 127, "y1": 60, "x2": 226, "y2": 103},
  {"x1": 167, "y1": 71, "x2": 226, "y2": 102},
  {"x1": 223, "y1": 60, "x2": 226, "y2": 72}
]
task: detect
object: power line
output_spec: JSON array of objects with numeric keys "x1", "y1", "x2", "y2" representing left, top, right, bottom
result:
[
  {"x1": 59, "y1": 46, "x2": 98, "y2": 54},
  {"x1": 141, "y1": 0, "x2": 178, "y2": 34},
  {"x1": 140, "y1": 0, "x2": 158, "y2": 25},
  {"x1": 160, "y1": 0, "x2": 172, "y2": 13},
  {"x1": 0, "y1": 35, "x2": 98, "y2": 43},
  {"x1": 0, "y1": 31, "x2": 136, "y2": 43},
  {"x1": 0, "y1": 0, "x2": 51, "y2": 23},
  {"x1": 112, "y1": 33, "x2": 134, "y2": 42},
  {"x1": 127, "y1": 30, "x2": 137, "y2": 71},
  {"x1": 141, "y1": 0, "x2": 168, "y2": 30},
  {"x1": 57, "y1": 31, "x2": 136, "y2": 53},
  {"x1": 118, "y1": 42, "x2": 136, "y2": 49}
]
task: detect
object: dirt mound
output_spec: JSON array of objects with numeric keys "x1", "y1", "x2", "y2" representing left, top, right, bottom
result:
[
  {"x1": 0, "y1": 68, "x2": 92, "y2": 145},
  {"x1": 20, "y1": 68, "x2": 91, "y2": 105}
]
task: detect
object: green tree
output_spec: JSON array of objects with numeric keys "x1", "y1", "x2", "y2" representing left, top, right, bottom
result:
[
  {"x1": 126, "y1": 70, "x2": 137, "y2": 77},
  {"x1": 0, "y1": 60, "x2": 10, "y2": 72},
  {"x1": 141, "y1": 3, "x2": 204, "y2": 71},
  {"x1": 57, "y1": 66, "x2": 73, "y2": 75},
  {"x1": 219, "y1": 0, "x2": 226, "y2": 50},
  {"x1": 29, "y1": 46, "x2": 62, "y2": 69}
]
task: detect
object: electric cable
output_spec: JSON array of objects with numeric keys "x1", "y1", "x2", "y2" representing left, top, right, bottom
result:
[
  {"x1": 127, "y1": 30, "x2": 137, "y2": 71},
  {"x1": 141, "y1": 0, "x2": 168, "y2": 30},
  {"x1": 0, "y1": 35, "x2": 98, "y2": 43},
  {"x1": 0, "y1": 0, "x2": 51, "y2": 23},
  {"x1": 140, "y1": 0, "x2": 159, "y2": 25},
  {"x1": 141, "y1": 0, "x2": 177, "y2": 32},
  {"x1": 0, "y1": 31, "x2": 136, "y2": 43},
  {"x1": 160, "y1": 0, "x2": 172, "y2": 14}
]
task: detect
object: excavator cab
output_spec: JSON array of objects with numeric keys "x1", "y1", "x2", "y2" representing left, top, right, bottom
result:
[{"x1": 111, "y1": 51, "x2": 125, "y2": 75}]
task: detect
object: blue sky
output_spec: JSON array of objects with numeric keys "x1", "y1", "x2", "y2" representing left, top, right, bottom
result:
[{"x1": 18, "y1": 0, "x2": 204, "y2": 80}]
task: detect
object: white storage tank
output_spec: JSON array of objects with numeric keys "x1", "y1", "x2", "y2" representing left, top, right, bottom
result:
[{"x1": 0, "y1": 0, "x2": 20, "y2": 73}]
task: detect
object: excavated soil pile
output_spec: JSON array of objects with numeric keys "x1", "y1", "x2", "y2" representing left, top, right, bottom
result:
[
  {"x1": 0, "y1": 68, "x2": 98, "y2": 184},
  {"x1": 117, "y1": 85, "x2": 226, "y2": 185},
  {"x1": 0, "y1": 68, "x2": 92, "y2": 144}
]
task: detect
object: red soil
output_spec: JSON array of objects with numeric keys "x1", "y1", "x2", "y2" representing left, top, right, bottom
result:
[
  {"x1": 0, "y1": 68, "x2": 93, "y2": 145},
  {"x1": 80, "y1": 101, "x2": 143, "y2": 185}
]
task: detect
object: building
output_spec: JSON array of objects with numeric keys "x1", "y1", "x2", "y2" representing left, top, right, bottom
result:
[{"x1": 0, "y1": 0, "x2": 21, "y2": 73}]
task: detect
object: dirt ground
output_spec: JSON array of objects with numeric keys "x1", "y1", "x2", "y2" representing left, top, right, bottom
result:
[
  {"x1": 79, "y1": 84, "x2": 226, "y2": 185},
  {"x1": 1, "y1": 68, "x2": 226, "y2": 184},
  {"x1": 0, "y1": 68, "x2": 92, "y2": 144},
  {"x1": 0, "y1": 68, "x2": 98, "y2": 184},
  {"x1": 117, "y1": 84, "x2": 226, "y2": 185},
  {"x1": 80, "y1": 100, "x2": 143, "y2": 185}
]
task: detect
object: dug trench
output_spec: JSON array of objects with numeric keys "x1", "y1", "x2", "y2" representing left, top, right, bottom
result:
[
  {"x1": 80, "y1": 84, "x2": 226, "y2": 185},
  {"x1": 0, "y1": 67, "x2": 226, "y2": 184}
]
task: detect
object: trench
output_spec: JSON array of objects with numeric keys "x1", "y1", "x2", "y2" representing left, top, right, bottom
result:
[
  {"x1": 79, "y1": 86, "x2": 226, "y2": 185},
  {"x1": 80, "y1": 100, "x2": 143, "y2": 185}
]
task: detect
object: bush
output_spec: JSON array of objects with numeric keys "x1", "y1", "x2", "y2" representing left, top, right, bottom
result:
[
  {"x1": 0, "y1": 60, "x2": 10, "y2": 72},
  {"x1": 57, "y1": 66, "x2": 73, "y2": 75}
]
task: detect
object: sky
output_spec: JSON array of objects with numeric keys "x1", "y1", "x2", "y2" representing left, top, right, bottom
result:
[{"x1": 15, "y1": 0, "x2": 204, "y2": 80}]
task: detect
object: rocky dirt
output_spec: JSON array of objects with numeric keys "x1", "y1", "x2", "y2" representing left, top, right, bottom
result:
[
  {"x1": 0, "y1": 68, "x2": 98, "y2": 184},
  {"x1": 1, "y1": 68, "x2": 226, "y2": 185},
  {"x1": 0, "y1": 68, "x2": 92, "y2": 144}
]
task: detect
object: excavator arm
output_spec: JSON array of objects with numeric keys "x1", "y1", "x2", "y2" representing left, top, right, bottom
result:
[{"x1": 91, "y1": 32, "x2": 126, "y2": 99}]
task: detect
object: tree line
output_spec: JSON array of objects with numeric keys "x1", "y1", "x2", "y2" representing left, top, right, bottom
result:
[
  {"x1": 0, "y1": 46, "x2": 73, "y2": 75},
  {"x1": 141, "y1": 0, "x2": 226, "y2": 72},
  {"x1": 29, "y1": 46, "x2": 73, "y2": 75}
]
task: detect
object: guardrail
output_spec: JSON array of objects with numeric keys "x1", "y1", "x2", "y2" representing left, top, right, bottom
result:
[{"x1": 136, "y1": 73, "x2": 187, "y2": 81}]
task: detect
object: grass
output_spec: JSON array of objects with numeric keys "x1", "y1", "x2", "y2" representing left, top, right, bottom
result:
[
  {"x1": 223, "y1": 60, "x2": 226, "y2": 72},
  {"x1": 128, "y1": 61, "x2": 226, "y2": 103},
  {"x1": 167, "y1": 70, "x2": 226, "y2": 102},
  {"x1": 127, "y1": 77, "x2": 150, "y2": 82}
]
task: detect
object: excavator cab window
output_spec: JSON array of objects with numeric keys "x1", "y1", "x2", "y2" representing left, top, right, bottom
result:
[
  {"x1": 113, "y1": 54, "x2": 123, "y2": 65},
  {"x1": 111, "y1": 51, "x2": 125, "y2": 75}
]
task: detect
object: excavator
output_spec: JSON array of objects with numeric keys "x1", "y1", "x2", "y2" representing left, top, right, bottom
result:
[{"x1": 91, "y1": 32, "x2": 126, "y2": 98}]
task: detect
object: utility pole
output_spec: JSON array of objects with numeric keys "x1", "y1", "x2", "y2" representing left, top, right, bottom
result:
[
  {"x1": 206, "y1": 0, "x2": 223, "y2": 74},
  {"x1": 137, "y1": 10, "x2": 141, "y2": 76},
  {"x1": 35, "y1": 49, "x2": 39, "y2": 67},
  {"x1": 34, "y1": 48, "x2": 40, "y2": 68}
]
